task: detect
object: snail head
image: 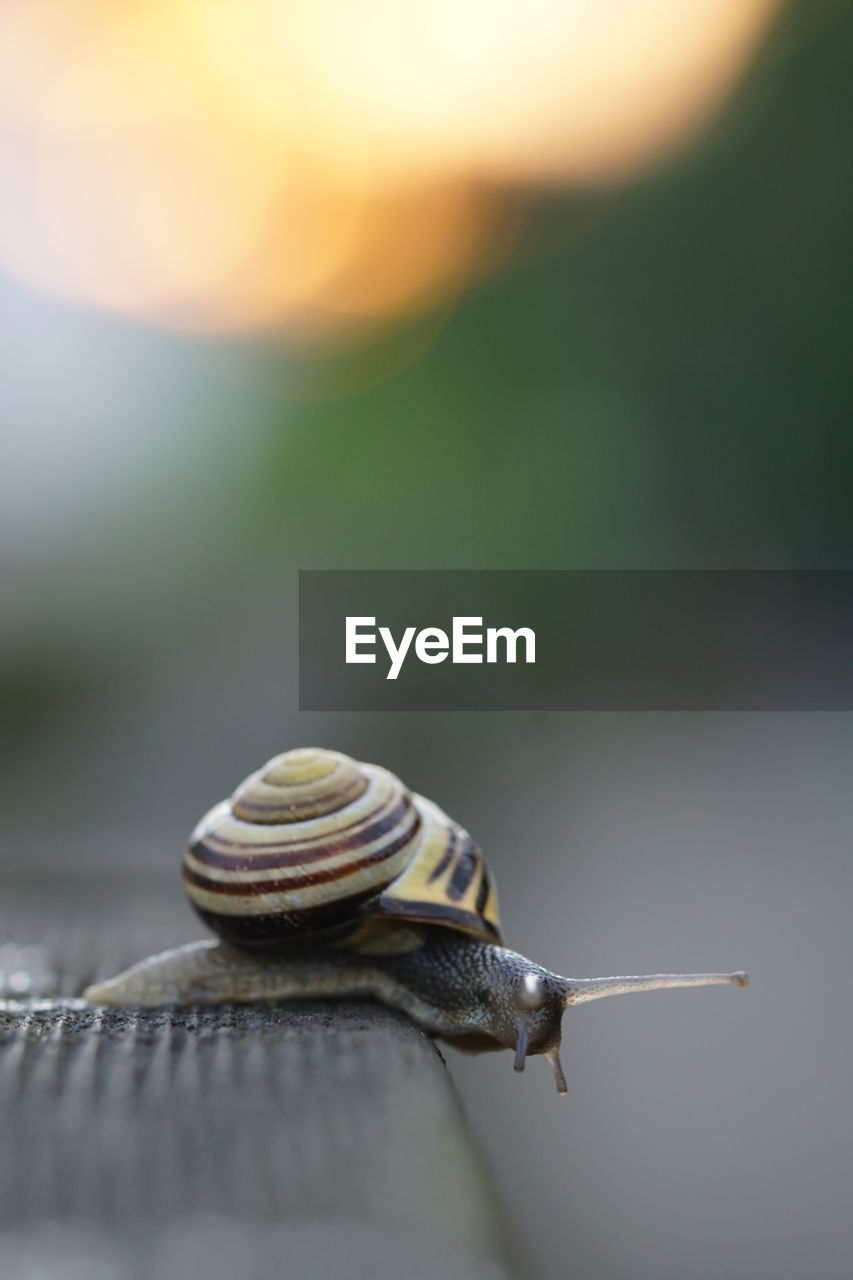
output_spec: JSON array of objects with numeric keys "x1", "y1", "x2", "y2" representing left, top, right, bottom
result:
[
  {"x1": 478, "y1": 947, "x2": 748, "y2": 1096},
  {"x1": 512, "y1": 968, "x2": 570, "y2": 1095},
  {"x1": 477, "y1": 950, "x2": 570, "y2": 1095}
]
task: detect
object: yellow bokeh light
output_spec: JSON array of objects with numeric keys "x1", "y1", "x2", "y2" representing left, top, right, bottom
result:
[{"x1": 0, "y1": 0, "x2": 781, "y2": 335}]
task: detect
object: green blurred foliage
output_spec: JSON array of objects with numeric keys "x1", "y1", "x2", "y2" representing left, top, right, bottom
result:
[{"x1": 251, "y1": 0, "x2": 852, "y2": 570}]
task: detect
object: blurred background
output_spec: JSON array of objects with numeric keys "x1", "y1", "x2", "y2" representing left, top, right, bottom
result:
[{"x1": 1, "y1": 0, "x2": 852, "y2": 1277}]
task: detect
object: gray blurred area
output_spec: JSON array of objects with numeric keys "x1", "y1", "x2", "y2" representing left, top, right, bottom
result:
[{"x1": 2, "y1": 1, "x2": 853, "y2": 1277}]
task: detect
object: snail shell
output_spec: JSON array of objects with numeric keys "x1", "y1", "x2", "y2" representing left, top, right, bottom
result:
[{"x1": 183, "y1": 748, "x2": 501, "y2": 948}]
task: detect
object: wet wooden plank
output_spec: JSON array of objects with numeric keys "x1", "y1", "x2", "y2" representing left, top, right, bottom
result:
[{"x1": 0, "y1": 874, "x2": 514, "y2": 1280}]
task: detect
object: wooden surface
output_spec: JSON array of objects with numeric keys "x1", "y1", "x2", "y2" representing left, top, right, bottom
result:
[{"x1": 0, "y1": 873, "x2": 514, "y2": 1280}]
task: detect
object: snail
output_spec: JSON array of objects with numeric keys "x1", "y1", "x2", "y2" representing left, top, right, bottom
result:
[{"x1": 85, "y1": 748, "x2": 748, "y2": 1095}]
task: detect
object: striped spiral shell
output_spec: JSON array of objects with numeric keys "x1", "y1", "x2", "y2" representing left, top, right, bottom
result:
[{"x1": 183, "y1": 748, "x2": 502, "y2": 948}]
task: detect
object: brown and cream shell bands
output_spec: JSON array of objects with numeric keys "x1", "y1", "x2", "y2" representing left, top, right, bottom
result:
[{"x1": 183, "y1": 748, "x2": 502, "y2": 947}]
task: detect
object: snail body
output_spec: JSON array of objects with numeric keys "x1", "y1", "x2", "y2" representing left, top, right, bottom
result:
[{"x1": 85, "y1": 748, "x2": 748, "y2": 1095}]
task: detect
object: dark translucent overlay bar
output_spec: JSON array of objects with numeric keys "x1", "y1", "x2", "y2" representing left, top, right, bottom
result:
[{"x1": 299, "y1": 571, "x2": 853, "y2": 710}]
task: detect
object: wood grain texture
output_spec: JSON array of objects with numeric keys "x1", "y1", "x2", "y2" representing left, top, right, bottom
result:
[{"x1": 0, "y1": 874, "x2": 514, "y2": 1280}]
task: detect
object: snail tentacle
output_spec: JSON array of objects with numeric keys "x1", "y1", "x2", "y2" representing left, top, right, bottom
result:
[{"x1": 560, "y1": 971, "x2": 749, "y2": 1005}]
